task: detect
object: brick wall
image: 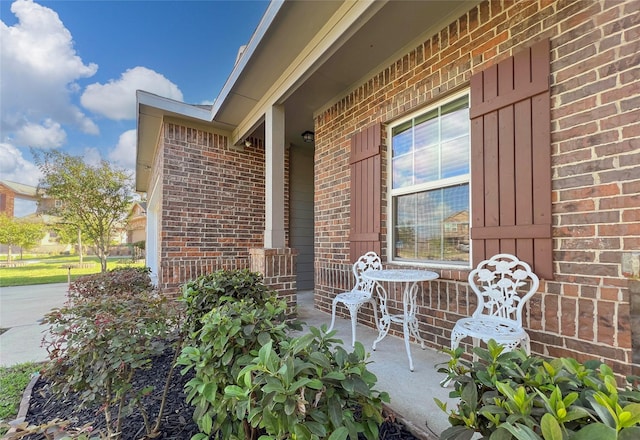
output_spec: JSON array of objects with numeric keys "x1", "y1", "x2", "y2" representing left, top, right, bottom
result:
[
  {"x1": 157, "y1": 122, "x2": 267, "y2": 295},
  {"x1": 314, "y1": 0, "x2": 639, "y2": 376},
  {"x1": 0, "y1": 185, "x2": 15, "y2": 217}
]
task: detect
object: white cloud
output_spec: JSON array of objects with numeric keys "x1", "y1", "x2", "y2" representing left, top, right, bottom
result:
[
  {"x1": 0, "y1": 142, "x2": 41, "y2": 185},
  {"x1": 108, "y1": 129, "x2": 137, "y2": 169},
  {"x1": 0, "y1": 0, "x2": 99, "y2": 145},
  {"x1": 82, "y1": 147, "x2": 103, "y2": 167},
  {"x1": 13, "y1": 119, "x2": 67, "y2": 148},
  {"x1": 81, "y1": 67, "x2": 183, "y2": 120}
]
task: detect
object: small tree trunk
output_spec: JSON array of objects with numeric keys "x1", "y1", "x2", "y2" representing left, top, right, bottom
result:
[{"x1": 78, "y1": 228, "x2": 83, "y2": 264}]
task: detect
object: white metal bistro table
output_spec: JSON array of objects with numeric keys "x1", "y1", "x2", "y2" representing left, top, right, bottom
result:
[{"x1": 363, "y1": 269, "x2": 439, "y2": 371}]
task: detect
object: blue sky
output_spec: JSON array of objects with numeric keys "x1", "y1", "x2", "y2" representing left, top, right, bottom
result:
[{"x1": 0, "y1": 0, "x2": 269, "y2": 215}]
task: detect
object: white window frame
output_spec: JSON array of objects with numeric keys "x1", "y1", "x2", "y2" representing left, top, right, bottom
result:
[{"x1": 386, "y1": 89, "x2": 471, "y2": 268}]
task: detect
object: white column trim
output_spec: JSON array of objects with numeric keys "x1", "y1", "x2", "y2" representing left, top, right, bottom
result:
[{"x1": 264, "y1": 105, "x2": 286, "y2": 248}]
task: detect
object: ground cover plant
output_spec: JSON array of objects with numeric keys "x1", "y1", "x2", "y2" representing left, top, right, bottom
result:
[
  {"x1": 436, "y1": 340, "x2": 640, "y2": 440},
  {"x1": 0, "y1": 255, "x2": 144, "y2": 287}
]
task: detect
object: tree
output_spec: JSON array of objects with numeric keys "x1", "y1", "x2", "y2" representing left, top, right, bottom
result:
[
  {"x1": 34, "y1": 150, "x2": 134, "y2": 272},
  {"x1": 0, "y1": 214, "x2": 45, "y2": 260},
  {"x1": 54, "y1": 222, "x2": 90, "y2": 264}
]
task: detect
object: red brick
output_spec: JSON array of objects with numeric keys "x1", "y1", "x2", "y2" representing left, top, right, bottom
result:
[{"x1": 561, "y1": 297, "x2": 577, "y2": 337}]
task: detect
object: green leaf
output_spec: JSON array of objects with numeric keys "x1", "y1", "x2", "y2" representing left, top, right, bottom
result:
[
  {"x1": 225, "y1": 385, "x2": 247, "y2": 398},
  {"x1": 621, "y1": 403, "x2": 640, "y2": 427},
  {"x1": 263, "y1": 379, "x2": 286, "y2": 394},
  {"x1": 461, "y1": 380, "x2": 478, "y2": 410},
  {"x1": 586, "y1": 392, "x2": 617, "y2": 427},
  {"x1": 327, "y1": 426, "x2": 349, "y2": 440},
  {"x1": 200, "y1": 413, "x2": 213, "y2": 435},
  {"x1": 328, "y1": 396, "x2": 342, "y2": 428},
  {"x1": 203, "y1": 382, "x2": 218, "y2": 404},
  {"x1": 294, "y1": 423, "x2": 312, "y2": 440},
  {"x1": 619, "y1": 426, "x2": 640, "y2": 440},
  {"x1": 323, "y1": 371, "x2": 346, "y2": 381},
  {"x1": 305, "y1": 420, "x2": 327, "y2": 437},
  {"x1": 570, "y1": 423, "x2": 616, "y2": 440},
  {"x1": 440, "y1": 425, "x2": 475, "y2": 440},
  {"x1": 540, "y1": 413, "x2": 563, "y2": 440},
  {"x1": 499, "y1": 422, "x2": 542, "y2": 440},
  {"x1": 489, "y1": 428, "x2": 513, "y2": 440}
]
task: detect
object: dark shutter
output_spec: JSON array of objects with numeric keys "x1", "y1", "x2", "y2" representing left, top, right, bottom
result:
[
  {"x1": 350, "y1": 123, "x2": 382, "y2": 262},
  {"x1": 470, "y1": 38, "x2": 552, "y2": 279}
]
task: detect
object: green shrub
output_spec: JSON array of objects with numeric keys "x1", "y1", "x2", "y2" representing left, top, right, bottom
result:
[
  {"x1": 228, "y1": 328, "x2": 389, "y2": 440},
  {"x1": 178, "y1": 293, "x2": 292, "y2": 439},
  {"x1": 436, "y1": 340, "x2": 640, "y2": 440},
  {"x1": 67, "y1": 266, "x2": 153, "y2": 300},
  {"x1": 42, "y1": 270, "x2": 182, "y2": 440},
  {"x1": 180, "y1": 269, "x2": 280, "y2": 337},
  {"x1": 178, "y1": 269, "x2": 388, "y2": 439}
]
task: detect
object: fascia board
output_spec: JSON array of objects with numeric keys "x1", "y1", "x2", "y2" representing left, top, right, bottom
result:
[
  {"x1": 137, "y1": 91, "x2": 213, "y2": 121},
  {"x1": 231, "y1": 0, "x2": 384, "y2": 145},
  {"x1": 210, "y1": 0, "x2": 285, "y2": 118}
]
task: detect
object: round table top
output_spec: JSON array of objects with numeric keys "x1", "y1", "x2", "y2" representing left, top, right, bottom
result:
[{"x1": 363, "y1": 268, "x2": 439, "y2": 282}]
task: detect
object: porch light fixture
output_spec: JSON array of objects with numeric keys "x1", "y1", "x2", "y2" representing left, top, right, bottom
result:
[{"x1": 301, "y1": 131, "x2": 315, "y2": 143}]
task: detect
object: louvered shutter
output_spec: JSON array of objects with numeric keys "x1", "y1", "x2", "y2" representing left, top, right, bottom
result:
[
  {"x1": 470, "y1": 38, "x2": 553, "y2": 279},
  {"x1": 350, "y1": 123, "x2": 382, "y2": 262}
]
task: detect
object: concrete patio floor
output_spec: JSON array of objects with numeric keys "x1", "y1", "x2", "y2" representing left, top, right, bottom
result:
[{"x1": 296, "y1": 290, "x2": 456, "y2": 440}]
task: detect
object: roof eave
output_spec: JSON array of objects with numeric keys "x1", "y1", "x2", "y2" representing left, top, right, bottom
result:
[{"x1": 135, "y1": 91, "x2": 213, "y2": 192}]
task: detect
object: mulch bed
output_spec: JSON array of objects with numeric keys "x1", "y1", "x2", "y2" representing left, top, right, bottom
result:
[{"x1": 18, "y1": 350, "x2": 421, "y2": 440}]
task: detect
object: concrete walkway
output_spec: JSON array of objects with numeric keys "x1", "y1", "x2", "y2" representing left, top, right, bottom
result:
[
  {"x1": 0, "y1": 284, "x2": 454, "y2": 439},
  {"x1": 0, "y1": 283, "x2": 69, "y2": 366}
]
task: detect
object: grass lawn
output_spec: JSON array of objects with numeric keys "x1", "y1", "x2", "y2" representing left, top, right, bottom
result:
[
  {"x1": 0, "y1": 255, "x2": 146, "y2": 287},
  {"x1": 0, "y1": 362, "x2": 40, "y2": 435}
]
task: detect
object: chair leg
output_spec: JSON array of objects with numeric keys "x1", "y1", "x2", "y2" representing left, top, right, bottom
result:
[
  {"x1": 369, "y1": 298, "x2": 380, "y2": 331},
  {"x1": 349, "y1": 309, "x2": 358, "y2": 347},
  {"x1": 327, "y1": 298, "x2": 339, "y2": 333},
  {"x1": 450, "y1": 328, "x2": 464, "y2": 351}
]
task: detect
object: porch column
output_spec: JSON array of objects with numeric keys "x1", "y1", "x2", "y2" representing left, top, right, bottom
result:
[
  {"x1": 264, "y1": 104, "x2": 286, "y2": 248},
  {"x1": 250, "y1": 105, "x2": 297, "y2": 312}
]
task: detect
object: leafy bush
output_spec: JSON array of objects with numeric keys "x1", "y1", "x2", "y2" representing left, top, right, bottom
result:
[
  {"x1": 42, "y1": 269, "x2": 182, "y2": 440},
  {"x1": 178, "y1": 270, "x2": 388, "y2": 439},
  {"x1": 228, "y1": 328, "x2": 389, "y2": 440},
  {"x1": 436, "y1": 340, "x2": 640, "y2": 440},
  {"x1": 178, "y1": 292, "x2": 292, "y2": 439},
  {"x1": 180, "y1": 269, "x2": 280, "y2": 337},
  {"x1": 66, "y1": 266, "x2": 153, "y2": 300}
]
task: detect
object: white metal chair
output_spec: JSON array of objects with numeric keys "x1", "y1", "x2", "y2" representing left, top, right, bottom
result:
[
  {"x1": 327, "y1": 251, "x2": 381, "y2": 347},
  {"x1": 451, "y1": 253, "x2": 540, "y2": 354}
]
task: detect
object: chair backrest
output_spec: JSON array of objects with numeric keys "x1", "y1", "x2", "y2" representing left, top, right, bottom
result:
[
  {"x1": 352, "y1": 251, "x2": 382, "y2": 294},
  {"x1": 468, "y1": 253, "x2": 540, "y2": 326}
]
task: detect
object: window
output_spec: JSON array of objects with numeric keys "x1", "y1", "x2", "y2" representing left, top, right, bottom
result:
[{"x1": 390, "y1": 92, "x2": 470, "y2": 264}]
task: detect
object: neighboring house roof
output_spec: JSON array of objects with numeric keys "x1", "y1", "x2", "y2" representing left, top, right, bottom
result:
[
  {"x1": 0, "y1": 180, "x2": 38, "y2": 200},
  {"x1": 136, "y1": 0, "x2": 479, "y2": 191}
]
